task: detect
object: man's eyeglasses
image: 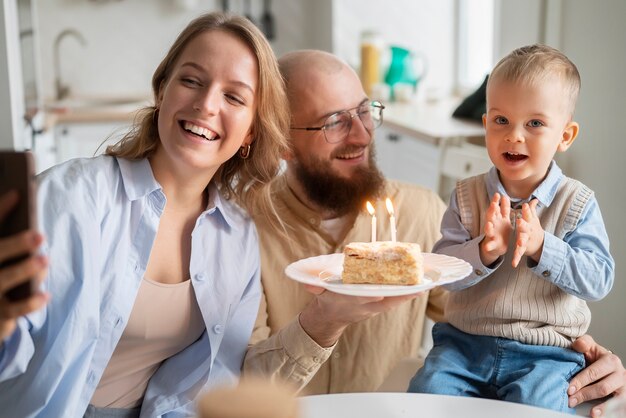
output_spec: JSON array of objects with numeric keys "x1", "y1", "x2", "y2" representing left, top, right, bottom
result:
[{"x1": 290, "y1": 101, "x2": 385, "y2": 144}]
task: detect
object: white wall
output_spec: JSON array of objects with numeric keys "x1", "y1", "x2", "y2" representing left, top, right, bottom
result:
[
  {"x1": 495, "y1": 0, "x2": 626, "y2": 360},
  {"x1": 35, "y1": 0, "x2": 334, "y2": 100},
  {"x1": 37, "y1": 0, "x2": 212, "y2": 99},
  {"x1": 36, "y1": 0, "x2": 455, "y2": 101}
]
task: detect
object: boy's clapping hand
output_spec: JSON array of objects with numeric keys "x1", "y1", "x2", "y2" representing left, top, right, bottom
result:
[
  {"x1": 513, "y1": 199, "x2": 544, "y2": 267},
  {"x1": 480, "y1": 193, "x2": 512, "y2": 267}
]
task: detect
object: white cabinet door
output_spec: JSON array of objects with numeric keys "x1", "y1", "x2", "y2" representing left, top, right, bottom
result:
[
  {"x1": 440, "y1": 142, "x2": 492, "y2": 180},
  {"x1": 438, "y1": 142, "x2": 492, "y2": 202},
  {"x1": 54, "y1": 121, "x2": 132, "y2": 163},
  {"x1": 375, "y1": 126, "x2": 441, "y2": 192}
]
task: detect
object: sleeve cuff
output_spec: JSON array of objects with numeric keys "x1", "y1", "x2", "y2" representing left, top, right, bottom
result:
[
  {"x1": 0, "y1": 317, "x2": 34, "y2": 381},
  {"x1": 443, "y1": 234, "x2": 502, "y2": 291},
  {"x1": 532, "y1": 232, "x2": 566, "y2": 283},
  {"x1": 279, "y1": 316, "x2": 334, "y2": 370}
]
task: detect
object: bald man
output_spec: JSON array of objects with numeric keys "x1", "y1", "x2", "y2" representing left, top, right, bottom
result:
[
  {"x1": 243, "y1": 51, "x2": 626, "y2": 410},
  {"x1": 243, "y1": 50, "x2": 447, "y2": 394}
]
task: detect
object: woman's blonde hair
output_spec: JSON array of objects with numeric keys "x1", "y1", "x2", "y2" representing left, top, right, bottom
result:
[{"x1": 107, "y1": 12, "x2": 290, "y2": 225}]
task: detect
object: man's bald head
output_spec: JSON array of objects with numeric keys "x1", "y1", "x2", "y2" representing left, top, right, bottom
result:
[
  {"x1": 279, "y1": 50, "x2": 355, "y2": 107},
  {"x1": 280, "y1": 50, "x2": 345, "y2": 87}
]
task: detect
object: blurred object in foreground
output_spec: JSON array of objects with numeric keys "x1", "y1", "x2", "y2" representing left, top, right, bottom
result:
[
  {"x1": 603, "y1": 395, "x2": 626, "y2": 418},
  {"x1": 198, "y1": 377, "x2": 299, "y2": 418}
]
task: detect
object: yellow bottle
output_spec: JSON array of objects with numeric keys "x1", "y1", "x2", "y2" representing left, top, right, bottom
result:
[{"x1": 360, "y1": 31, "x2": 382, "y2": 97}]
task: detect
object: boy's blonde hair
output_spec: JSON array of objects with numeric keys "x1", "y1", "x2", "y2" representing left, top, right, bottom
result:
[
  {"x1": 489, "y1": 44, "x2": 581, "y2": 115},
  {"x1": 106, "y1": 12, "x2": 290, "y2": 229}
]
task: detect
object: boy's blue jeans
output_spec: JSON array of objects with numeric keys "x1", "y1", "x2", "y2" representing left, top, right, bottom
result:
[{"x1": 407, "y1": 323, "x2": 585, "y2": 414}]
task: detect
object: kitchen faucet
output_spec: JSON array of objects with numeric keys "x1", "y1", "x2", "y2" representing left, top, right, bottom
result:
[{"x1": 53, "y1": 28, "x2": 87, "y2": 100}]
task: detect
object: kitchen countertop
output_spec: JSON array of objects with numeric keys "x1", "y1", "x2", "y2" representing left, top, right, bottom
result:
[
  {"x1": 43, "y1": 95, "x2": 485, "y2": 145},
  {"x1": 44, "y1": 94, "x2": 152, "y2": 128},
  {"x1": 383, "y1": 97, "x2": 485, "y2": 145}
]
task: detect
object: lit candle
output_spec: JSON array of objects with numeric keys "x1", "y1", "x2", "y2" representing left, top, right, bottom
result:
[
  {"x1": 366, "y1": 201, "x2": 377, "y2": 242},
  {"x1": 386, "y1": 198, "x2": 397, "y2": 242}
]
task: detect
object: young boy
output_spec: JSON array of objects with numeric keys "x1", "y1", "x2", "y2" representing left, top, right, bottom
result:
[{"x1": 407, "y1": 44, "x2": 615, "y2": 413}]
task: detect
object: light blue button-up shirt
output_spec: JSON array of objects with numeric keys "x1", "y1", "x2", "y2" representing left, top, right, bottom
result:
[
  {"x1": 0, "y1": 156, "x2": 261, "y2": 417},
  {"x1": 435, "y1": 162, "x2": 614, "y2": 300}
]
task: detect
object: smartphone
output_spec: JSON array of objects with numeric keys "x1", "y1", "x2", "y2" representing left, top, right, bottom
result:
[{"x1": 0, "y1": 151, "x2": 38, "y2": 301}]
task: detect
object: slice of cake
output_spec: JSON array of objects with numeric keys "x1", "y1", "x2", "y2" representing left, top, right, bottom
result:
[{"x1": 342, "y1": 241, "x2": 423, "y2": 285}]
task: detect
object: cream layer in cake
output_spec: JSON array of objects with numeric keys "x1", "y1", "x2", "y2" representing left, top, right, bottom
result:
[{"x1": 342, "y1": 241, "x2": 423, "y2": 285}]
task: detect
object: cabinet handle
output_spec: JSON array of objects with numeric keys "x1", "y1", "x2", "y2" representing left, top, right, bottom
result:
[
  {"x1": 465, "y1": 162, "x2": 472, "y2": 173},
  {"x1": 387, "y1": 133, "x2": 400, "y2": 142}
]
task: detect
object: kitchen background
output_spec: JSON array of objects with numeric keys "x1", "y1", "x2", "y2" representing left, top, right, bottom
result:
[{"x1": 1, "y1": 0, "x2": 625, "y2": 360}]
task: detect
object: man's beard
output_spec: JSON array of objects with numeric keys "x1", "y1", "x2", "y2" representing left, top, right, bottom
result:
[{"x1": 293, "y1": 143, "x2": 385, "y2": 217}]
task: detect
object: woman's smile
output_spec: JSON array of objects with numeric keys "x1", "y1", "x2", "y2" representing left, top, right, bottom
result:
[{"x1": 180, "y1": 121, "x2": 220, "y2": 141}]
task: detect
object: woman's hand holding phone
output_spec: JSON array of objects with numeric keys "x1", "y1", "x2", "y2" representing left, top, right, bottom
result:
[{"x1": 0, "y1": 190, "x2": 49, "y2": 342}]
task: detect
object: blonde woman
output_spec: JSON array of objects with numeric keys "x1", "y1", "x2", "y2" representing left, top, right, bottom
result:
[{"x1": 0, "y1": 12, "x2": 289, "y2": 417}]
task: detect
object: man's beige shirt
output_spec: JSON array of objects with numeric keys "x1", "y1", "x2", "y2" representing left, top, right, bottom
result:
[{"x1": 244, "y1": 175, "x2": 447, "y2": 394}]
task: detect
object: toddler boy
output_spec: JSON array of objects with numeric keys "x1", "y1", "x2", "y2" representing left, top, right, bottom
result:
[{"x1": 408, "y1": 44, "x2": 615, "y2": 414}]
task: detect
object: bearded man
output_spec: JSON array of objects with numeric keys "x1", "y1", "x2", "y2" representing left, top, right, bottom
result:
[{"x1": 243, "y1": 50, "x2": 446, "y2": 394}]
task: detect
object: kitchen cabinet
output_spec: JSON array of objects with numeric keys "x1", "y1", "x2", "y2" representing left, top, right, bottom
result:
[
  {"x1": 375, "y1": 125, "x2": 441, "y2": 192},
  {"x1": 377, "y1": 99, "x2": 490, "y2": 200},
  {"x1": 45, "y1": 96, "x2": 148, "y2": 164},
  {"x1": 439, "y1": 141, "x2": 493, "y2": 202},
  {"x1": 54, "y1": 121, "x2": 132, "y2": 164}
]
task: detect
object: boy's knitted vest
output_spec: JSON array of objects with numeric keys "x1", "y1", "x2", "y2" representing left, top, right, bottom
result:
[{"x1": 445, "y1": 174, "x2": 593, "y2": 348}]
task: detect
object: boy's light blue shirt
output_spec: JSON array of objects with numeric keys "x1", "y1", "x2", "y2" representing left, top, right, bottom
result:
[
  {"x1": 435, "y1": 161, "x2": 614, "y2": 300},
  {"x1": 0, "y1": 156, "x2": 261, "y2": 417}
]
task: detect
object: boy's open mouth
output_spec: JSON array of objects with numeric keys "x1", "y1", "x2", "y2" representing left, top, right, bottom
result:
[{"x1": 503, "y1": 152, "x2": 527, "y2": 162}]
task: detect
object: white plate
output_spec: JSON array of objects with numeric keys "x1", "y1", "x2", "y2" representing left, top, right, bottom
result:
[{"x1": 284, "y1": 252, "x2": 472, "y2": 297}]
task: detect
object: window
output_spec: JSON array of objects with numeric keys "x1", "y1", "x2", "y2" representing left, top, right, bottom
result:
[{"x1": 456, "y1": 0, "x2": 495, "y2": 93}]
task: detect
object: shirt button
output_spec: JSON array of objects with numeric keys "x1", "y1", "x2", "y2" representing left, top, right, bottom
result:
[
  {"x1": 115, "y1": 317, "x2": 123, "y2": 328},
  {"x1": 474, "y1": 269, "x2": 484, "y2": 276},
  {"x1": 134, "y1": 263, "x2": 141, "y2": 273},
  {"x1": 212, "y1": 324, "x2": 224, "y2": 334},
  {"x1": 313, "y1": 356, "x2": 320, "y2": 363},
  {"x1": 332, "y1": 352, "x2": 341, "y2": 359},
  {"x1": 309, "y1": 218, "x2": 316, "y2": 224},
  {"x1": 194, "y1": 273, "x2": 205, "y2": 281},
  {"x1": 542, "y1": 270, "x2": 551, "y2": 277}
]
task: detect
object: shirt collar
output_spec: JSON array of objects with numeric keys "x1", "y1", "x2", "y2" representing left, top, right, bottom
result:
[
  {"x1": 273, "y1": 174, "x2": 323, "y2": 228},
  {"x1": 485, "y1": 160, "x2": 564, "y2": 207},
  {"x1": 206, "y1": 182, "x2": 246, "y2": 231},
  {"x1": 117, "y1": 157, "x2": 244, "y2": 230},
  {"x1": 117, "y1": 157, "x2": 161, "y2": 201}
]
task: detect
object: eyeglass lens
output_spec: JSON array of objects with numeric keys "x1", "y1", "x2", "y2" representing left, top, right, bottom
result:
[{"x1": 323, "y1": 103, "x2": 383, "y2": 143}]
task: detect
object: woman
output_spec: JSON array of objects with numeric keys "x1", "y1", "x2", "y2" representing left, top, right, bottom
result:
[{"x1": 0, "y1": 12, "x2": 289, "y2": 417}]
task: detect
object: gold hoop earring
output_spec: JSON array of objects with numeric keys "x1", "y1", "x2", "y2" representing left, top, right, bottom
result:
[{"x1": 239, "y1": 143, "x2": 251, "y2": 159}]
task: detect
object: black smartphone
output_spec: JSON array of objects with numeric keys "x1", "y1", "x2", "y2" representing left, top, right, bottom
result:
[{"x1": 0, "y1": 151, "x2": 38, "y2": 301}]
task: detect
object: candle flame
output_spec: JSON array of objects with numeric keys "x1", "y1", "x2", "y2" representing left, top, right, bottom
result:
[
  {"x1": 366, "y1": 201, "x2": 375, "y2": 216},
  {"x1": 385, "y1": 198, "x2": 395, "y2": 216}
]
